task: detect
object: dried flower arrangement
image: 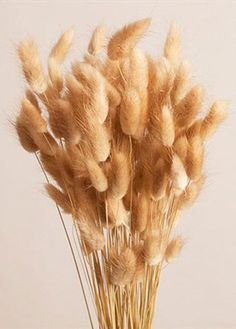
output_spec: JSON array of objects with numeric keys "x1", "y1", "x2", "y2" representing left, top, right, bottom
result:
[{"x1": 15, "y1": 18, "x2": 226, "y2": 329}]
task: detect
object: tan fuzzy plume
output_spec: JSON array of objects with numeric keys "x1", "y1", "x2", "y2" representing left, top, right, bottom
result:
[
  {"x1": 77, "y1": 219, "x2": 105, "y2": 252},
  {"x1": 173, "y1": 135, "x2": 188, "y2": 162},
  {"x1": 174, "y1": 85, "x2": 203, "y2": 128},
  {"x1": 48, "y1": 99, "x2": 81, "y2": 144},
  {"x1": 201, "y1": 100, "x2": 227, "y2": 140},
  {"x1": 109, "y1": 151, "x2": 130, "y2": 199},
  {"x1": 17, "y1": 40, "x2": 47, "y2": 94},
  {"x1": 33, "y1": 132, "x2": 58, "y2": 156},
  {"x1": 185, "y1": 135, "x2": 204, "y2": 181},
  {"x1": 86, "y1": 158, "x2": 108, "y2": 192},
  {"x1": 107, "y1": 196, "x2": 129, "y2": 227},
  {"x1": 20, "y1": 98, "x2": 47, "y2": 133},
  {"x1": 171, "y1": 61, "x2": 190, "y2": 105},
  {"x1": 89, "y1": 121, "x2": 111, "y2": 162},
  {"x1": 72, "y1": 62, "x2": 109, "y2": 123},
  {"x1": 120, "y1": 88, "x2": 141, "y2": 136},
  {"x1": 45, "y1": 183, "x2": 72, "y2": 213},
  {"x1": 15, "y1": 118, "x2": 38, "y2": 153},
  {"x1": 165, "y1": 236, "x2": 184, "y2": 263},
  {"x1": 132, "y1": 193, "x2": 149, "y2": 233},
  {"x1": 25, "y1": 89, "x2": 39, "y2": 109},
  {"x1": 48, "y1": 28, "x2": 74, "y2": 91},
  {"x1": 49, "y1": 28, "x2": 74, "y2": 64},
  {"x1": 144, "y1": 235, "x2": 162, "y2": 266},
  {"x1": 171, "y1": 154, "x2": 189, "y2": 193},
  {"x1": 179, "y1": 175, "x2": 205, "y2": 209},
  {"x1": 40, "y1": 152, "x2": 62, "y2": 185},
  {"x1": 164, "y1": 23, "x2": 181, "y2": 67},
  {"x1": 152, "y1": 158, "x2": 168, "y2": 201},
  {"x1": 107, "y1": 18, "x2": 151, "y2": 60},
  {"x1": 160, "y1": 105, "x2": 175, "y2": 147},
  {"x1": 88, "y1": 25, "x2": 106, "y2": 55},
  {"x1": 108, "y1": 248, "x2": 136, "y2": 286},
  {"x1": 105, "y1": 80, "x2": 121, "y2": 108}
]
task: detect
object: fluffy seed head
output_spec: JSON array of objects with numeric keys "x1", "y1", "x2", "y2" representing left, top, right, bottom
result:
[
  {"x1": 174, "y1": 85, "x2": 203, "y2": 128},
  {"x1": 144, "y1": 235, "x2": 163, "y2": 266},
  {"x1": 171, "y1": 154, "x2": 189, "y2": 192},
  {"x1": 179, "y1": 175, "x2": 206, "y2": 209},
  {"x1": 185, "y1": 135, "x2": 204, "y2": 181},
  {"x1": 108, "y1": 248, "x2": 136, "y2": 286},
  {"x1": 120, "y1": 88, "x2": 141, "y2": 136},
  {"x1": 164, "y1": 23, "x2": 181, "y2": 67},
  {"x1": 17, "y1": 40, "x2": 47, "y2": 93},
  {"x1": 107, "y1": 18, "x2": 151, "y2": 60},
  {"x1": 45, "y1": 183, "x2": 72, "y2": 213},
  {"x1": 88, "y1": 25, "x2": 106, "y2": 55},
  {"x1": 132, "y1": 193, "x2": 149, "y2": 233},
  {"x1": 171, "y1": 61, "x2": 190, "y2": 105},
  {"x1": 160, "y1": 105, "x2": 175, "y2": 146},
  {"x1": 173, "y1": 135, "x2": 188, "y2": 162},
  {"x1": 33, "y1": 132, "x2": 58, "y2": 156},
  {"x1": 201, "y1": 100, "x2": 227, "y2": 140},
  {"x1": 107, "y1": 196, "x2": 129, "y2": 227},
  {"x1": 78, "y1": 219, "x2": 105, "y2": 252},
  {"x1": 20, "y1": 98, "x2": 47, "y2": 133},
  {"x1": 165, "y1": 236, "x2": 184, "y2": 262},
  {"x1": 86, "y1": 159, "x2": 108, "y2": 192},
  {"x1": 109, "y1": 151, "x2": 130, "y2": 199},
  {"x1": 15, "y1": 118, "x2": 38, "y2": 153},
  {"x1": 49, "y1": 28, "x2": 74, "y2": 64}
]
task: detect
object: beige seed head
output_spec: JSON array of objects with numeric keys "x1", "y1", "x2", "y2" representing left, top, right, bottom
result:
[
  {"x1": 132, "y1": 193, "x2": 149, "y2": 233},
  {"x1": 171, "y1": 61, "x2": 190, "y2": 105},
  {"x1": 201, "y1": 100, "x2": 227, "y2": 140},
  {"x1": 164, "y1": 23, "x2": 181, "y2": 67},
  {"x1": 86, "y1": 158, "x2": 108, "y2": 192},
  {"x1": 174, "y1": 85, "x2": 204, "y2": 128},
  {"x1": 77, "y1": 219, "x2": 105, "y2": 253},
  {"x1": 107, "y1": 196, "x2": 129, "y2": 227},
  {"x1": 173, "y1": 135, "x2": 188, "y2": 162},
  {"x1": 15, "y1": 117, "x2": 38, "y2": 153},
  {"x1": 185, "y1": 135, "x2": 204, "y2": 181},
  {"x1": 49, "y1": 28, "x2": 74, "y2": 64},
  {"x1": 90, "y1": 121, "x2": 111, "y2": 162},
  {"x1": 144, "y1": 235, "x2": 163, "y2": 266},
  {"x1": 109, "y1": 151, "x2": 130, "y2": 199},
  {"x1": 45, "y1": 183, "x2": 72, "y2": 214},
  {"x1": 128, "y1": 48, "x2": 149, "y2": 91},
  {"x1": 120, "y1": 88, "x2": 141, "y2": 136},
  {"x1": 88, "y1": 25, "x2": 106, "y2": 55},
  {"x1": 171, "y1": 154, "x2": 189, "y2": 192},
  {"x1": 107, "y1": 18, "x2": 151, "y2": 60},
  {"x1": 48, "y1": 28, "x2": 74, "y2": 91},
  {"x1": 17, "y1": 40, "x2": 47, "y2": 94},
  {"x1": 152, "y1": 158, "x2": 168, "y2": 201},
  {"x1": 160, "y1": 105, "x2": 175, "y2": 147},
  {"x1": 179, "y1": 175, "x2": 206, "y2": 209},
  {"x1": 108, "y1": 248, "x2": 136, "y2": 286},
  {"x1": 20, "y1": 98, "x2": 47, "y2": 133},
  {"x1": 33, "y1": 132, "x2": 58, "y2": 156},
  {"x1": 165, "y1": 236, "x2": 184, "y2": 263}
]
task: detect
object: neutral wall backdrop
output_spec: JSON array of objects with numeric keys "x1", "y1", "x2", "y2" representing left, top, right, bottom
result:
[{"x1": 0, "y1": 1, "x2": 236, "y2": 328}]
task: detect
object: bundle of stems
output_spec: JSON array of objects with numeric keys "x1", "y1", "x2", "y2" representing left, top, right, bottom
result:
[{"x1": 15, "y1": 18, "x2": 226, "y2": 329}]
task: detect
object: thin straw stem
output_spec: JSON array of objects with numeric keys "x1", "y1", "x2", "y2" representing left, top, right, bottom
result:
[{"x1": 34, "y1": 152, "x2": 94, "y2": 329}]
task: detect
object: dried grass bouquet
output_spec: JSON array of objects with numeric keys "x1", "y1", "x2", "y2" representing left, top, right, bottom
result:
[{"x1": 15, "y1": 18, "x2": 226, "y2": 329}]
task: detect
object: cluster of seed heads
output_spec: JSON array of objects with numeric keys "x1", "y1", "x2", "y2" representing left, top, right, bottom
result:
[{"x1": 15, "y1": 18, "x2": 226, "y2": 329}]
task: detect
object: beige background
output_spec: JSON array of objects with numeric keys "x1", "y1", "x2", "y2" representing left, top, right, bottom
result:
[{"x1": 0, "y1": 0, "x2": 236, "y2": 328}]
